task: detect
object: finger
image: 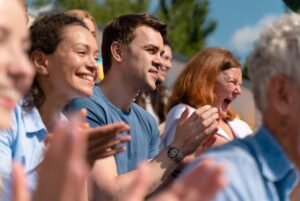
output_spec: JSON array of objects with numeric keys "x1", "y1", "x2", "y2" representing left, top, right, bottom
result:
[
  {"x1": 88, "y1": 135, "x2": 130, "y2": 156},
  {"x1": 201, "y1": 121, "x2": 218, "y2": 136},
  {"x1": 193, "y1": 109, "x2": 218, "y2": 128},
  {"x1": 87, "y1": 122, "x2": 130, "y2": 140},
  {"x1": 12, "y1": 162, "x2": 31, "y2": 201},
  {"x1": 88, "y1": 134, "x2": 131, "y2": 149},
  {"x1": 185, "y1": 105, "x2": 213, "y2": 123},
  {"x1": 178, "y1": 106, "x2": 190, "y2": 125},
  {"x1": 88, "y1": 146, "x2": 127, "y2": 164},
  {"x1": 173, "y1": 159, "x2": 226, "y2": 201}
]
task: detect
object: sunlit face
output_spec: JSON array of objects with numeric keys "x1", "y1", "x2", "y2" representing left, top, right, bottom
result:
[
  {"x1": 0, "y1": 0, "x2": 34, "y2": 128},
  {"x1": 158, "y1": 44, "x2": 172, "y2": 83},
  {"x1": 213, "y1": 67, "x2": 242, "y2": 118},
  {"x1": 83, "y1": 18, "x2": 96, "y2": 38},
  {"x1": 44, "y1": 25, "x2": 98, "y2": 100},
  {"x1": 122, "y1": 25, "x2": 164, "y2": 92}
]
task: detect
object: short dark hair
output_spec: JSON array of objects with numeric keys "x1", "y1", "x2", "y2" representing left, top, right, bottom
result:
[
  {"x1": 101, "y1": 13, "x2": 167, "y2": 74},
  {"x1": 29, "y1": 13, "x2": 87, "y2": 54}
]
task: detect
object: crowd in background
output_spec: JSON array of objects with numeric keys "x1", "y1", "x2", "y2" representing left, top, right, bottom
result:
[{"x1": 0, "y1": 0, "x2": 300, "y2": 201}]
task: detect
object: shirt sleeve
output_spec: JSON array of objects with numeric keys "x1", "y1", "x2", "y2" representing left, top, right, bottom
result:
[
  {"x1": 65, "y1": 97, "x2": 106, "y2": 128},
  {"x1": 0, "y1": 116, "x2": 15, "y2": 200},
  {"x1": 0, "y1": 129, "x2": 13, "y2": 175}
]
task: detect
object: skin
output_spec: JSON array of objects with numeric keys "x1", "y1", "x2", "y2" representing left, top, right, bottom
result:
[
  {"x1": 83, "y1": 18, "x2": 96, "y2": 38},
  {"x1": 117, "y1": 25, "x2": 164, "y2": 97},
  {"x1": 157, "y1": 44, "x2": 172, "y2": 83},
  {"x1": 0, "y1": 0, "x2": 34, "y2": 129},
  {"x1": 32, "y1": 25, "x2": 98, "y2": 130},
  {"x1": 263, "y1": 75, "x2": 300, "y2": 170},
  {"x1": 121, "y1": 160, "x2": 226, "y2": 201},
  {"x1": 212, "y1": 67, "x2": 243, "y2": 145},
  {"x1": 213, "y1": 68, "x2": 242, "y2": 119},
  {"x1": 88, "y1": 21, "x2": 219, "y2": 200}
]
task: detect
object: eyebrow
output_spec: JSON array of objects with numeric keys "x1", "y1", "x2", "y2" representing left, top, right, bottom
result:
[{"x1": 73, "y1": 43, "x2": 99, "y2": 54}]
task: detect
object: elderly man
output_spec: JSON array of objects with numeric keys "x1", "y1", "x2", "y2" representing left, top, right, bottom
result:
[{"x1": 182, "y1": 13, "x2": 300, "y2": 201}]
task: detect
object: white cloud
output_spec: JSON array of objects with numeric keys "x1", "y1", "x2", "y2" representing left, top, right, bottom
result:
[{"x1": 229, "y1": 14, "x2": 279, "y2": 55}]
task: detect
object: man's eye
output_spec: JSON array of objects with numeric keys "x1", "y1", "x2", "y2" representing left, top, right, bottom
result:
[
  {"x1": 147, "y1": 49, "x2": 155, "y2": 54},
  {"x1": 78, "y1": 51, "x2": 86, "y2": 55}
]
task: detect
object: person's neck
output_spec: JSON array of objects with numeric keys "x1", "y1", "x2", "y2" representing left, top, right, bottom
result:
[
  {"x1": 264, "y1": 115, "x2": 300, "y2": 170},
  {"x1": 98, "y1": 74, "x2": 139, "y2": 112},
  {"x1": 38, "y1": 93, "x2": 69, "y2": 132}
]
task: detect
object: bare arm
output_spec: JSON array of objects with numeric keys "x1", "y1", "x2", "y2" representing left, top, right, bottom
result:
[{"x1": 91, "y1": 105, "x2": 219, "y2": 201}]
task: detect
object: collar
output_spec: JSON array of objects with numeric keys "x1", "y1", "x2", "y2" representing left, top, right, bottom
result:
[
  {"x1": 248, "y1": 125, "x2": 297, "y2": 182},
  {"x1": 21, "y1": 105, "x2": 47, "y2": 138}
]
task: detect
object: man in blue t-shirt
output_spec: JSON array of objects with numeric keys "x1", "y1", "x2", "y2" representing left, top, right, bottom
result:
[{"x1": 66, "y1": 13, "x2": 219, "y2": 200}]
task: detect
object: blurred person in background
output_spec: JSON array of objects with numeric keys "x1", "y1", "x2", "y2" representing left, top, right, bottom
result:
[
  {"x1": 135, "y1": 41, "x2": 173, "y2": 134},
  {"x1": 66, "y1": 9, "x2": 105, "y2": 81},
  {"x1": 161, "y1": 47, "x2": 252, "y2": 150},
  {"x1": 182, "y1": 13, "x2": 300, "y2": 201}
]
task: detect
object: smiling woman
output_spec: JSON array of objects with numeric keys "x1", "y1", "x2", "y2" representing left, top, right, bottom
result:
[
  {"x1": 27, "y1": 13, "x2": 98, "y2": 130},
  {"x1": 160, "y1": 47, "x2": 252, "y2": 150},
  {"x1": 0, "y1": 0, "x2": 33, "y2": 129}
]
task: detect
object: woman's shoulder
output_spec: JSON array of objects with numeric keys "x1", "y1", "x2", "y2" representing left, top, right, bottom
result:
[
  {"x1": 228, "y1": 118, "x2": 253, "y2": 138},
  {"x1": 168, "y1": 103, "x2": 195, "y2": 118}
]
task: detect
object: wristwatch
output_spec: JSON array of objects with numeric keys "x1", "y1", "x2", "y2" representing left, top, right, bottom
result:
[{"x1": 167, "y1": 146, "x2": 183, "y2": 163}]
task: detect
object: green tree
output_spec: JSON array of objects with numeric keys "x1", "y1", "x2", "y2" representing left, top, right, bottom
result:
[
  {"x1": 157, "y1": 0, "x2": 217, "y2": 57},
  {"x1": 33, "y1": 0, "x2": 216, "y2": 58},
  {"x1": 56, "y1": 0, "x2": 148, "y2": 25},
  {"x1": 283, "y1": 0, "x2": 300, "y2": 12}
]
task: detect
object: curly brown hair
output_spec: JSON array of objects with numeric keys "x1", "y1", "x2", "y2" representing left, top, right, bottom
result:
[{"x1": 27, "y1": 13, "x2": 88, "y2": 108}]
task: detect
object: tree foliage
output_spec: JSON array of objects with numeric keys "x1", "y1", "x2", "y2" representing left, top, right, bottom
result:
[
  {"x1": 283, "y1": 0, "x2": 300, "y2": 12},
  {"x1": 157, "y1": 0, "x2": 217, "y2": 57},
  {"x1": 32, "y1": 0, "x2": 216, "y2": 58}
]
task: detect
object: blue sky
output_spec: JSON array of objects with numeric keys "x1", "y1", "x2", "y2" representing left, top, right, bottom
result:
[{"x1": 208, "y1": 0, "x2": 286, "y2": 60}]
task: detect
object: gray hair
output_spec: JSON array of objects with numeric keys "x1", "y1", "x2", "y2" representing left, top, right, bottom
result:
[{"x1": 247, "y1": 13, "x2": 300, "y2": 114}]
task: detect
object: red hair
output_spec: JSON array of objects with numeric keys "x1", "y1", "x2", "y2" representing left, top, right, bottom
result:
[{"x1": 167, "y1": 47, "x2": 241, "y2": 120}]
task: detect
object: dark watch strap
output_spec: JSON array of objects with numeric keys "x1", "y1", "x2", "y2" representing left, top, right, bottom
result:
[{"x1": 167, "y1": 146, "x2": 183, "y2": 163}]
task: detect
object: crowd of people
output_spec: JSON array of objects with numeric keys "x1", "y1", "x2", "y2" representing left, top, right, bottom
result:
[{"x1": 0, "y1": 0, "x2": 299, "y2": 200}]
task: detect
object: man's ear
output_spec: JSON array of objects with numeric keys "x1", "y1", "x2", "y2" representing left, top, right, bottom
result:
[
  {"x1": 111, "y1": 41, "x2": 123, "y2": 62},
  {"x1": 30, "y1": 50, "x2": 49, "y2": 75},
  {"x1": 268, "y1": 75, "x2": 291, "y2": 115}
]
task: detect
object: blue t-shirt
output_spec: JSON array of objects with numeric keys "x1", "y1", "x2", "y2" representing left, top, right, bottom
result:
[
  {"x1": 65, "y1": 86, "x2": 160, "y2": 174},
  {"x1": 182, "y1": 125, "x2": 298, "y2": 201}
]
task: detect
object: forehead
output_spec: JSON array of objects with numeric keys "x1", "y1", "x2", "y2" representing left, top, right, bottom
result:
[
  {"x1": 60, "y1": 25, "x2": 98, "y2": 49},
  {"x1": 83, "y1": 18, "x2": 96, "y2": 31},
  {"x1": 164, "y1": 45, "x2": 172, "y2": 56},
  {"x1": 131, "y1": 25, "x2": 164, "y2": 49},
  {"x1": 0, "y1": 1, "x2": 27, "y2": 32},
  {"x1": 219, "y1": 67, "x2": 242, "y2": 79}
]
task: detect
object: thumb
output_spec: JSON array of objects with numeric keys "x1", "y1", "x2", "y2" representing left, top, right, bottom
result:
[{"x1": 179, "y1": 106, "x2": 190, "y2": 125}]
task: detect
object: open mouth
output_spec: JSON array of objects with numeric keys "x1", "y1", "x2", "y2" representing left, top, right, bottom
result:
[{"x1": 223, "y1": 98, "x2": 232, "y2": 107}]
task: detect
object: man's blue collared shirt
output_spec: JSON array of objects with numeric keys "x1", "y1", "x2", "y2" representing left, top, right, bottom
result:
[
  {"x1": 182, "y1": 125, "x2": 298, "y2": 201},
  {"x1": 0, "y1": 104, "x2": 47, "y2": 200}
]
